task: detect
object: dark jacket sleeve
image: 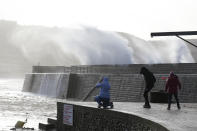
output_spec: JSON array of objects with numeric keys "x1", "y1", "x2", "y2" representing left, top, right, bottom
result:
[
  {"x1": 165, "y1": 79, "x2": 169, "y2": 92},
  {"x1": 152, "y1": 74, "x2": 156, "y2": 83}
]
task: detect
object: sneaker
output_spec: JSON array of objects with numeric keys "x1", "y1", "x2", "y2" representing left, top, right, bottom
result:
[
  {"x1": 110, "y1": 102, "x2": 114, "y2": 109},
  {"x1": 167, "y1": 107, "x2": 170, "y2": 110},
  {"x1": 98, "y1": 104, "x2": 101, "y2": 108},
  {"x1": 178, "y1": 106, "x2": 181, "y2": 110},
  {"x1": 103, "y1": 106, "x2": 107, "y2": 109}
]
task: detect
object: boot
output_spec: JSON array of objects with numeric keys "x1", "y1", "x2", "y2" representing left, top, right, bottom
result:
[
  {"x1": 98, "y1": 104, "x2": 101, "y2": 108},
  {"x1": 143, "y1": 104, "x2": 151, "y2": 108},
  {"x1": 110, "y1": 102, "x2": 114, "y2": 109},
  {"x1": 177, "y1": 103, "x2": 181, "y2": 110}
]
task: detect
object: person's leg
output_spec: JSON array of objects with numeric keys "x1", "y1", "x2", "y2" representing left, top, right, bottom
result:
[
  {"x1": 95, "y1": 96, "x2": 102, "y2": 106},
  {"x1": 174, "y1": 93, "x2": 181, "y2": 109},
  {"x1": 143, "y1": 88, "x2": 151, "y2": 108},
  {"x1": 102, "y1": 98, "x2": 110, "y2": 108},
  {"x1": 143, "y1": 89, "x2": 148, "y2": 106},
  {"x1": 105, "y1": 98, "x2": 113, "y2": 108},
  {"x1": 147, "y1": 90, "x2": 151, "y2": 107},
  {"x1": 110, "y1": 101, "x2": 114, "y2": 108},
  {"x1": 167, "y1": 93, "x2": 172, "y2": 110},
  {"x1": 146, "y1": 84, "x2": 154, "y2": 107}
]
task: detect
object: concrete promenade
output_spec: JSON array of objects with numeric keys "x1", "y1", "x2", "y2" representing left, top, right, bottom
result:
[{"x1": 62, "y1": 101, "x2": 197, "y2": 131}]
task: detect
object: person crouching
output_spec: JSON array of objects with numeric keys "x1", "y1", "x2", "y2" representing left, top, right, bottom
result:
[{"x1": 94, "y1": 77, "x2": 112, "y2": 109}]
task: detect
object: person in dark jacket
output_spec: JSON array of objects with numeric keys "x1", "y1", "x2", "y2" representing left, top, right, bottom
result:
[
  {"x1": 94, "y1": 76, "x2": 113, "y2": 108},
  {"x1": 165, "y1": 72, "x2": 181, "y2": 110},
  {"x1": 140, "y1": 67, "x2": 156, "y2": 108}
]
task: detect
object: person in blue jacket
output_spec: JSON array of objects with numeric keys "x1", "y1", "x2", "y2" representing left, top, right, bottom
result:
[{"x1": 94, "y1": 76, "x2": 113, "y2": 108}]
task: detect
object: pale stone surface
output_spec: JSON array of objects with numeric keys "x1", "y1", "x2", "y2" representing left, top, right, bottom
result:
[{"x1": 63, "y1": 101, "x2": 197, "y2": 131}]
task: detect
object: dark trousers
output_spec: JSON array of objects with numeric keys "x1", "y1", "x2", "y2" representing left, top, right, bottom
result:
[
  {"x1": 143, "y1": 88, "x2": 151, "y2": 106},
  {"x1": 95, "y1": 96, "x2": 110, "y2": 107},
  {"x1": 168, "y1": 93, "x2": 180, "y2": 109}
]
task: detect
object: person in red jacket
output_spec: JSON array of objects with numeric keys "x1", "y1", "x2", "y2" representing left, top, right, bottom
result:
[{"x1": 165, "y1": 72, "x2": 181, "y2": 110}]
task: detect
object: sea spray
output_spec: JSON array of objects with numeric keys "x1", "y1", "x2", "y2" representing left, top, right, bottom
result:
[
  {"x1": 11, "y1": 25, "x2": 133, "y2": 65},
  {"x1": 0, "y1": 20, "x2": 195, "y2": 67},
  {"x1": 148, "y1": 37, "x2": 195, "y2": 63}
]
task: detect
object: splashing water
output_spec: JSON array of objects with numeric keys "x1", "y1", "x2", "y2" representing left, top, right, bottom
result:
[
  {"x1": 0, "y1": 20, "x2": 195, "y2": 69},
  {"x1": 10, "y1": 24, "x2": 133, "y2": 65},
  {"x1": 0, "y1": 79, "x2": 57, "y2": 130}
]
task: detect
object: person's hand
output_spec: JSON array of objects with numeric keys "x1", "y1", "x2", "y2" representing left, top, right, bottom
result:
[{"x1": 99, "y1": 78, "x2": 103, "y2": 83}]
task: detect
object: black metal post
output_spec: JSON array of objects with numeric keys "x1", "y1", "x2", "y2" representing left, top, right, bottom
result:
[{"x1": 150, "y1": 31, "x2": 197, "y2": 48}]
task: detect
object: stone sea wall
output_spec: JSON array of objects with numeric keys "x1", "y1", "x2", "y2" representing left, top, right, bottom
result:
[
  {"x1": 57, "y1": 102, "x2": 169, "y2": 131},
  {"x1": 23, "y1": 73, "x2": 197, "y2": 102},
  {"x1": 32, "y1": 63, "x2": 197, "y2": 74}
]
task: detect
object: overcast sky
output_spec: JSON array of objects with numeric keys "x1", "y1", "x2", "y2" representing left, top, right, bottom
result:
[{"x1": 0, "y1": 0, "x2": 197, "y2": 40}]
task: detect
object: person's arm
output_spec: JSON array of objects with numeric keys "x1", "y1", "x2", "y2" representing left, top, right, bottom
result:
[
  {"x1": 99, "y1": 77, "x2": 103, "y2": 83},
  {"x1": 95, "y1": 82, "x2": 103, "y2": 88},
  {"x1": 95, "y1": 77, "x2": 104, "y2": 88},
  {"x1": 153, "y1": 75, "x2": 156, "y2": 83},
  {"x1": 165, "y1": 79, "x2": 169, "y2": 92}
]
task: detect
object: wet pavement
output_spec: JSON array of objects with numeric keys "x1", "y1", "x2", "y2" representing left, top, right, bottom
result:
[
  {"x1": 0, "y1": 79, "x2": 196, "y2": 131},
  {"x1": 63, "y1": 101, "x2": 197, "y2": 131}
]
